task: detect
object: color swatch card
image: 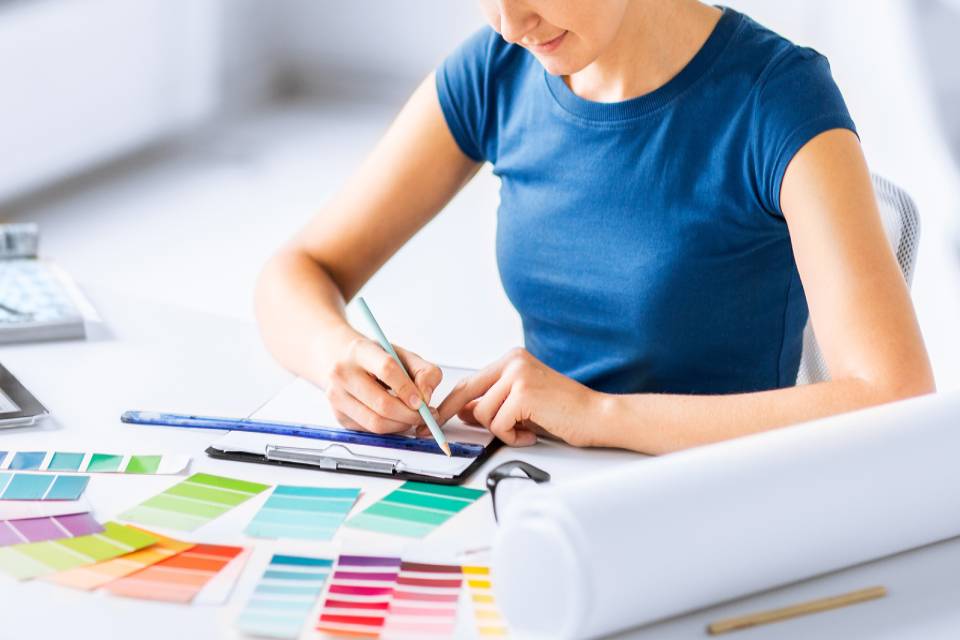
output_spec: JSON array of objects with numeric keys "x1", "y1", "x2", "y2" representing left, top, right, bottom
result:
[
  {"x1": 463, "y1": 566, "x2": 508, "y2": 637},
  {"x1": 0, "y1": 472, "x2": 88, "y2": 500},
  {"x1": 316, "y1": 555, "x2": 402, "y2": 637},
  {"x1": 345, "y1": 481, "x2": 486, "y2": 538},
  {"x1": 48, "y1": 527, "x2": 193, "y2": 591},
  {"x1": 193, "y1": 547, "x2": 252, "y2": 605},
  {"x1": 0, "y1": 497, "x2": 90, "y2": 521},
  {"x1": 237, "y1": 554, "x2": 333, "y2": 639},
  {"x1": 120, "y1": 473, "x2": 269, "y2": 531},
  {"x1": 0, "y1": 521, "x2": 156, "y2": 580},
  {"x1": 105, "y1": 542, "x2": 244, "y2": 603},
  {"x1": 0, "y1": 450, "x2": 189, "y2": 474},
  {"x1": 382, "y1": 562, "x2": 463, "y2": 639},
  {"x1": 245, "y1": 485, "x2": 360, "y2": 541},
  {"x1": 0, "y1": 513, "x2": 102, "y2": 547}
]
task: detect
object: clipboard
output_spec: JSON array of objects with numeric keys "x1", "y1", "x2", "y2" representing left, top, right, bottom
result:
[
  {"x1": 205, "y1": 439, "x2": 501, "y2": 485},
  {"x1": 204, "y1": 367, "x2": 501, "y2": 485}
]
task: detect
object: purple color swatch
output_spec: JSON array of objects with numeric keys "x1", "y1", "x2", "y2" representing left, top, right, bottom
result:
[
  {"x1": 0, "y1": 512, "x2": 102, "y2": 546},
  {"x1": 337, "y1": 555, "x2": 402, "y2": 567}
]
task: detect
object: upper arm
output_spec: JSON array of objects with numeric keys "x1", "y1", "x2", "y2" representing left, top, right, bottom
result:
[
  {"x1": 290, "y1": 73, "x2": 481, "y2": 301},
  {"x1": 780, "y1": 129, "x2": 934, "y2": 394}
]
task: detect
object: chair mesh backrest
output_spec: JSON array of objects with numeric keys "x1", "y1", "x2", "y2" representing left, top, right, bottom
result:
[{"x1": 795, "y1": 174, "x2": 921, "y2": 385}]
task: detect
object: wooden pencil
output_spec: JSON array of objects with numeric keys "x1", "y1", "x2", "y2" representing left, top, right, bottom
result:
[{"x1": 707, "y1": 586, "x2": 887, "y2": 635}]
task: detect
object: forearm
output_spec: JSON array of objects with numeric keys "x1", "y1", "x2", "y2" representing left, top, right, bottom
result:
[
  {"x1": 596, "y1": 376, "x2": 935, "y2": 455},
  {"x1": 254, "y1": 249, "x2": 362, "y2": 384}
]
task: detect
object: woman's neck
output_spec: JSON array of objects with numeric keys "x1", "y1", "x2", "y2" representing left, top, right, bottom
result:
[{"x1": 566, "y1": 1, "x2": 723, "y2": 103}]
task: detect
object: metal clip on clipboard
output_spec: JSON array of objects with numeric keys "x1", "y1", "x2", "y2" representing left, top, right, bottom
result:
[{"x1": 265, "y1": 443, "x2": 405, "y2": 475}]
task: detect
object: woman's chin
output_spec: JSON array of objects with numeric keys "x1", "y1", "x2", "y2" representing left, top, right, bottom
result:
[{"x1": 538, "y1": 56, "x2": 588, "y2": 78}]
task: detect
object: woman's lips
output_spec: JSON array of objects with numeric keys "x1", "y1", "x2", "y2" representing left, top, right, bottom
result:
[{"x1": 526, "y1": 31, "x2": 567, "y2": 54}]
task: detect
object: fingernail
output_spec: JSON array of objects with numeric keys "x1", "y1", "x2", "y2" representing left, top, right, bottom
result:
[
  {"x1": 408, "y1": 394, "x2": 422, "y2": 409},
  {"x1": 423, "y1": 386, "x2": 434, "y2": 402}
]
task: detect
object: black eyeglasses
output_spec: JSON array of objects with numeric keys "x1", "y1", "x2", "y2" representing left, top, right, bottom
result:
[{"x1": 486, "y1": 460, "x2": 551, "y2": 523}]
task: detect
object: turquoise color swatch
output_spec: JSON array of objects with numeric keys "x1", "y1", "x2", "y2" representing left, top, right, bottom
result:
[
  {"x1": 0, "y1": 473, "x2": 89, "y2": 500},
  {"x1": 245, "y1": 486, "x2": 360, "y2": 540},
  {"x1": 237, "y1": 554, "x2": 332, "y2": 639},
  {"x1": 47, "y1": 453, "x2": 84, "y2": 471},
  {"x1": 345, "y1": 481, "x2": 485, "y2": 538}
]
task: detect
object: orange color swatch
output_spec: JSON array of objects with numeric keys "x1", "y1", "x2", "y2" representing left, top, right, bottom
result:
[
  {"x1": 105, "y1": 543, "x2": 243, "y2": 603},
  {"x1": 46, "y1": 528, "x2": 193, "y2": 590}
]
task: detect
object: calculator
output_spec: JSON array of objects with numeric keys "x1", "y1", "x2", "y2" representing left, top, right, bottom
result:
[{"x1": 0, "y1": 259, "x2": 86, "y2": 344}]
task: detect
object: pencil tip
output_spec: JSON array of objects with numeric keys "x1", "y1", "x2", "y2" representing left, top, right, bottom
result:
[{"x1": 440, "y1": 442, "x2": 451, "y2": 457}]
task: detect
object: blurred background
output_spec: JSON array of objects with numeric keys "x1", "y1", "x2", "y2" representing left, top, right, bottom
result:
[{"x1": 1, "y1": 0, "x2": 959, "y2": 387}]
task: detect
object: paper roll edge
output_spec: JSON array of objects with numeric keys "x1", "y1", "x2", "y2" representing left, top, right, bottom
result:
[{"x1": 492, "y1": 484, "x2": 594, "y2": 639}]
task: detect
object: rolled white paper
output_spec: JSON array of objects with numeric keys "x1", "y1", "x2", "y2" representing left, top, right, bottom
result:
[{"x1": 492, "y1": 391, "x2": 960, "y2": 639}]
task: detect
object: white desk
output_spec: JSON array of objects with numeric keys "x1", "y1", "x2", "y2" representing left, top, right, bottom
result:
[{"x1": 1, "y1": 287, "x2": 958, "y2": 639}]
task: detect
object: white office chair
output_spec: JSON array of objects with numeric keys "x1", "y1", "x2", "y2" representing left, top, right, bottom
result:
[{"x1": 795, "y1": 174, "x2": 921, "y2": 384}]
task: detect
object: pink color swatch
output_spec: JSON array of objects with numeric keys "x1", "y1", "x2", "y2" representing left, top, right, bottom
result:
[{"x1": 381, "y1": 562, "x2": 462, "y2": 639}]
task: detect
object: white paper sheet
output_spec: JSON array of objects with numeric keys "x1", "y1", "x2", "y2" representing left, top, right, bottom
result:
[
  {"x1": 493, "y1": 390, "x2": 960, "y2": 638},
  {"x1": 0, "y1": 497, "x2": 91, "y2": 520},
  {"x1": 211, "y1": 367, "x2": 494, "y2": 479}
]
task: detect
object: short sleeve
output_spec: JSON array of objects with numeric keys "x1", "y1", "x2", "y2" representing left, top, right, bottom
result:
[
  {"x1": 753, "y1": 47, "x2": 857, "y2": 217},
  {"x1": 435, "y1": 27, "x2": 500, "y2": 163}
]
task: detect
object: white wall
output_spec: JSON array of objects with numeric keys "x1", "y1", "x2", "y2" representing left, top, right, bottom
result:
[
  {"x1": 222, "y1": 0, "x2": 485, "y2": 104},
  {"x1": 0, "y1": 0, "x2": 221, "y2": 203}
]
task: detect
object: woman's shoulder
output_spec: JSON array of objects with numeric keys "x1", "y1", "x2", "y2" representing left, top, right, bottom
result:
[{"x1": 723, "y1": 10, "x2": 837, "y2": 96}]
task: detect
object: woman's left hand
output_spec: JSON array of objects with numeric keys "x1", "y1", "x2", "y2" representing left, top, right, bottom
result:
[{"x1": 428, "y1": 348, "x2": 603, "y2": 447}]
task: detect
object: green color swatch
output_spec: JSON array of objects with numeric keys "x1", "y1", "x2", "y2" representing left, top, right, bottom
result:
[
  {"x1": 125, "y1": 455, "x2": 162, "y2": 474},
  {"x1": 87, "y1": 454, "x2": 124, "y2": 472},
  {"x1": 345, "y1": 481, "x2": 485, "y2": 538},
  {"x1": 0, "y1": 522, "x2": 156, "y2": 580},
  {"x1": 119, "y1": 473, "x2": 270, "y2": 532}
]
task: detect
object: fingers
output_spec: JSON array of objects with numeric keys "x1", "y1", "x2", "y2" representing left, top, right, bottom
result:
[
  {"x1": 352, "y1": 339, "x2": 423, "y2": 411},
  {"x1": 414, "y1": 407, "x2": 442, "y2": 438},
  {"x1": 340, "y1": 368, "x2": 422, "y2": 425},
  {"x1": 489, "y1": 391, "x2": 538, "y2": 447},
  {"x1": 437, "y1": 359, "x2": 506, "y2": 424},
  {"x1": 470, "y1": 378, "x2": 511, "y2": 428},
  {"x1": 327, "y1": 386, "x2": 414, "y2": 434},
  {"x1": 458, "y1": 400, "x2": 481, "y2": 425},
  {"x1": 395, "y1": 345, "x2": 443, "y2": 404}
]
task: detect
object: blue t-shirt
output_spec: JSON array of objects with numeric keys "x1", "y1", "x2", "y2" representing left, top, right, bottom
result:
[{"x1": 436, "y1": 8, "x2": 856, "y2": 395}]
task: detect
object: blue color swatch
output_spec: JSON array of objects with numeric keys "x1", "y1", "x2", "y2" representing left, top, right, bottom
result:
[
  {"x1": 9, "y1": 452, "x2": 45, "y2": 471},
  {"x1": 0, "y1": 472, "x2": 89, "y2": 500},
  {"x1": 245, "y1": 485, "x2": 359, "y2": 540},
  {"x1": 236, "y1": 554, "x2": 333, "y2": 639}
]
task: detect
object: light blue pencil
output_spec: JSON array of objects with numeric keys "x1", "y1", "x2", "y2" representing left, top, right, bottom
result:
[{"x1": 355, "y1": 297, "x2": 451, "y2": 457}]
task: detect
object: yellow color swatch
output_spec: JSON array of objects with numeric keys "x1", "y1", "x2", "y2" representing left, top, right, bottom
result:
[
  {"x1": 47, "y1": 528, "x2": 193, "y2": 590},
  {"x1": 462, "y1": 565, "x2": 509, "y2": 637}
]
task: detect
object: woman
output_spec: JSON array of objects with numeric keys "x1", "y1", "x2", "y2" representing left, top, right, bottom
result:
[{"x1": 255, "y1": 0, "x2": 934, "y2": 454}]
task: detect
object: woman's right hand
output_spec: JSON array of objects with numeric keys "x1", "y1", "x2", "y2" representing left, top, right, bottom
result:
[{"x1": 319, "y1": 334, "x2": 443, "y2": 434}]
